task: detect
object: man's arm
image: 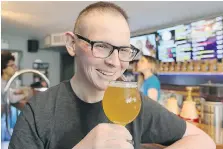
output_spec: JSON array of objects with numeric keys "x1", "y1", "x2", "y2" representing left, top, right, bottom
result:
[
  {"x1": 9, "y1": 102, "x2": 44, "y2": 149},
  {"x1": 140, "y1": 96, "x2": 215, "y2": 149},
  {"x1": 165, "y1": 122, "x2": 216, "y2": 149}
]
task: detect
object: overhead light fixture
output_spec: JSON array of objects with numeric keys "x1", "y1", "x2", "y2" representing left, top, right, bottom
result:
[{"x1": 1, "y1": 10, "x2": 41, "y2": 27}]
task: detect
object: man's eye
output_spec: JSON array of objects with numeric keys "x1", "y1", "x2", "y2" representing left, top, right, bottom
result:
[
  {"x1": 120, "y1": 48, "x2": 133, "y2": 53},
  {"x1": 95, "y1": 44, "x2": 108, "y2": 49}
]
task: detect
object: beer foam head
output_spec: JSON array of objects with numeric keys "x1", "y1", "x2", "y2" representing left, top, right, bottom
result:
[{"x1": 108, "y1": 81, "x2": 138, "y2": 88}]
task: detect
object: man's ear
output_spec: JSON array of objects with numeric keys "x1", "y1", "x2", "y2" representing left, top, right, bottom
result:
[{"x1": 65, "y1": 31, "x2": 75, "y2": 56}]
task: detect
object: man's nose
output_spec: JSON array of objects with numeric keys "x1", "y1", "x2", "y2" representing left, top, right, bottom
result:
[{"x1": 104, "y1": 49, "x2": 121, "y2": 68}]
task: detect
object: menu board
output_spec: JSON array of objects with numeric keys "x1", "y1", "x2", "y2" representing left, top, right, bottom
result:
[
  {"x1": 190, "y1": 16, "x2": 223, "y2": 60},
  {"x1": 130, "y1": 34, "x2": 157, "y2": 59},
  {"x1": 156, "y1": 16, "x2": 223, "y2": 62},
  {"x1": 156, "y1": 25, "x2": 188, "y2": 62}
]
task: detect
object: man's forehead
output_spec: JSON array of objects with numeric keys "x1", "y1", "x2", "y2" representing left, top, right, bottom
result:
[{"x1": 77, "y1": 10, "x2": 129, "y2": 36}]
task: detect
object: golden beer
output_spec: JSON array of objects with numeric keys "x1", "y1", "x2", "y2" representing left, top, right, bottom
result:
[{"x1": 102, "y1": 81, "x2": 141, "y2": 126}]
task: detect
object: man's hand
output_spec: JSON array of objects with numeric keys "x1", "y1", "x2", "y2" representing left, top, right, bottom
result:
[{"x1": 73, "y1": 123, "x2": 134, "y2": 149}]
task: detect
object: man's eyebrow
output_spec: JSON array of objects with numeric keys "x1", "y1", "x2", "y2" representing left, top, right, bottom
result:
[
  {"x1": 99, "y1": 40, "x2": 131, "y2": 48},
  {"x1": 88, "y1": 36, "x2": 130, "y2": 47}
]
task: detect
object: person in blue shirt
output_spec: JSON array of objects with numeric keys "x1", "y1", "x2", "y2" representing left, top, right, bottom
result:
[{"x1": 137, "y1": 55, "x2": 161, "y2": 102}]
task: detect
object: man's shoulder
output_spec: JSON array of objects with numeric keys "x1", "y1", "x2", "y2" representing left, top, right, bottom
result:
[
  {"x1": 28, "y1": 80, "x2": 71, "y2": 111},
  {"x1": 132, "y1": 93, "x2": 163, "y2": 136},
  {"x1": 140, "y1": 93, "x2": 164, "y2": 117},
  {"x1": 15, "y1": 81, "x2": 72, "y2": 143}
]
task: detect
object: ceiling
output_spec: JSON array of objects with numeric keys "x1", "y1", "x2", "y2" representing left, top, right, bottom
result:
[{"x1": 2, "y1": 1, "x2": 223, "y2": 39}]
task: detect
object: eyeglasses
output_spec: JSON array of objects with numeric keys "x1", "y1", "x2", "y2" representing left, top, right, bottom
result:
[{"x1": 75, "y1": 33, "x2": 140, "y2": 62}]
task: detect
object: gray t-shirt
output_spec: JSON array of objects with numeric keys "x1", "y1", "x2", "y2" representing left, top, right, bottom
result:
[{"x1": 9, "y1": 80, "x2": 186, "y2": 149}]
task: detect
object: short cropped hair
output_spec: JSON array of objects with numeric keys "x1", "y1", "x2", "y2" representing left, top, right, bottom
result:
[{"x1": 74, "y1": 1, "x2": 129, "y2": 34}]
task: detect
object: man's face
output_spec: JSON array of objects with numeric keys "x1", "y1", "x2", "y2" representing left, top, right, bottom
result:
[
  {"x1": 75, "y1": 12, "x2": 130, "y2": 91},
  {"x1": 4, "y1": 60, "x2": 17, "y2": 78}
]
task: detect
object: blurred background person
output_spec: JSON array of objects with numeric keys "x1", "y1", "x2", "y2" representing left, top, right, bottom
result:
[
  {"x1": 1, "y1": 51, "x2": 31, "y2": 110},
  {"x1": 137, "y1": 55, "x2": 161, "y2": 102},
  {"x1": 1, "y1": 51, "x2": 31, "y2": 141},
  {"x1": 30, "y1": 81, "x2": 48, "y2": 95}
]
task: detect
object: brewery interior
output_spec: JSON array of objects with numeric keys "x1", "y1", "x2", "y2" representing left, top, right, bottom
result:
[{"x1": 1, "y1": 1, "x2": 223, "y2": 149}]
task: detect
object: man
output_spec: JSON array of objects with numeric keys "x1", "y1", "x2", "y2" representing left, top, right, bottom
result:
[{"x1": 9, "y1": 2, "x2": 215, "y2": 149}]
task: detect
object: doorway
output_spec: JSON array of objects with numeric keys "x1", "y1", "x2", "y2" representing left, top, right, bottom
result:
[{"x1": 60, "y1": 53, "x2": 75, "y2": 81}]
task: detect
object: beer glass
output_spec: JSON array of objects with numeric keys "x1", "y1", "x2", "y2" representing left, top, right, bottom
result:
[{"x1": 102, "y1": 81, "x2": 141, "y2": 126}]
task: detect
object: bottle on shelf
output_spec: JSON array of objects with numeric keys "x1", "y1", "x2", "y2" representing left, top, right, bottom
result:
[
  {"x1": 159, "y1": 62, "x2": 164, "y2": 72},
  {"x1": 193, "y1": 60, "x2": 201, "y2": 72},
  {"x1": 175, "y1": 62, "x2": 181, "y2": 72},
  {"x1": 201, "y1": 61, "x2": 208, "y2": 72},
  {"x1": 169, "y1": 62, "x2": 175, "y2": 72},
  {"x1": 187, "y1": 61, "x2": 194, "y2": 72},
  {"x1": 163, "y1": 62, "x2": 169, "y2": 72},
  {"x1": 209, "y1": 59, "x2": 217, "y2": 72},
  {"x1": 217, "y1": 62, "x2": 223, "y2": 72},
  {"x1": 181, "y1": 61, "x2": 188, "y2": 72}
]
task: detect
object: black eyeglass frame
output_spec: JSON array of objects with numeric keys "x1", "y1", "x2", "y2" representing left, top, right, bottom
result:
[{"x1": 75, "y1": 33, "x2": 140, "y2": 62}]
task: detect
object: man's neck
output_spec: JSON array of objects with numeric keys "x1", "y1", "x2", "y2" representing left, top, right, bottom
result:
[{"x1": 70, "y1": 73, "x2": 105, "y2": 103}]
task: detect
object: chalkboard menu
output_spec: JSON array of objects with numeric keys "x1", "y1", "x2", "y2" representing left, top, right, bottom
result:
[{"x1": 156, "y1": 16, "x2": 223, "y2": 62}]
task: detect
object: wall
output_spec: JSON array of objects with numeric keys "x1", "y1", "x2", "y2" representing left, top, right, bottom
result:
[{"x1": 2, "y1": 34, "x2": 60, "y2": 87}]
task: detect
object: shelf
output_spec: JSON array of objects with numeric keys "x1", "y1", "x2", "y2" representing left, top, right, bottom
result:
[
  {"x1": 161, "y1": 89, "x2": 200, "y2": 97},
  {"x1": 158, "y1": 72, "x2": 223, "y2": 75}
]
